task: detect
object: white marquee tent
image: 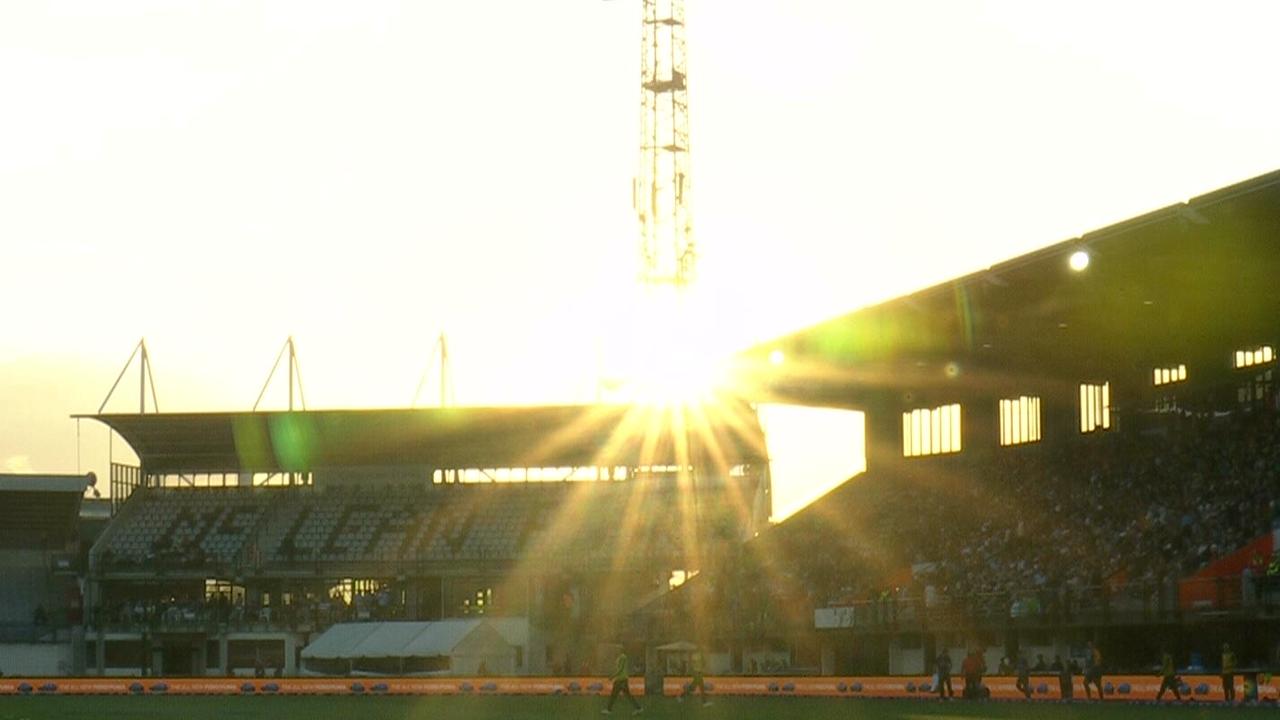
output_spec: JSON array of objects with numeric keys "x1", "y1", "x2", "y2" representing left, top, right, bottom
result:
[{"x1": 301, "y1": 619, "x2": 520, "y2": 676}]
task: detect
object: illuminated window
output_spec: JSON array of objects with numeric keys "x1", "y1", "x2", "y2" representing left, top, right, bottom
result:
[
  {"x1": 205, "y1": 578, "x2": 245, "y2": 605},
  {"x1": 1235, "y1": 345, "x2": 1275, "y2": 369},
  {"x1": 463, "y1": 587, "x2": 493, "y2": 615},
  {"x1": 1153, "y1": 364, "x2": 1187, "y2": 386},
  {"x1": 1079, "y1": 382, "x2": 1111, "y2": 433},
  {"x1": 999, "y1": 396, "x2": 1042, "y2": 446},
  {"x1": 902, "y1": 403, "x2": 962, "y2": 457}
]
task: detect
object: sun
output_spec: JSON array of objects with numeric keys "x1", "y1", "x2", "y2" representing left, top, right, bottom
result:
[
  {"x1": 628, "y1": 347, "x2": 727, "y2": 406},
  {"x1": 595, "y1": 285, "x2": 737, "y2": 407},
  {"x1": 602, "y1": 330, "x2": 731, "y2": 407}
]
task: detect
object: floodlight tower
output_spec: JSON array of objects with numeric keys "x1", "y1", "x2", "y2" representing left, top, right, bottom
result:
[
  {"x1": 635, "y1": 0, "x2": 695, "y2": 289},
  {"x1": 635, "y1": 0, "x2": 705, "y2": 602}
]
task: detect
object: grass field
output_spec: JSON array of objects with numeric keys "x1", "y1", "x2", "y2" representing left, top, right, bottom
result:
[{"x1": 0, "y1": 695, "x2": 1270, "y2": 720}]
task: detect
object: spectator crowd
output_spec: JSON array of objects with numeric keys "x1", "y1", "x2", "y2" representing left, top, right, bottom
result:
[{"x1": 723, "y1": 408, "x2": 1280, "y2": 628}]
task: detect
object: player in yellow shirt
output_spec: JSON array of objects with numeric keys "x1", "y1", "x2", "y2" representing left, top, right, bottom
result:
[
  {"x1": 1082, "y1": 641, "x2": 1104, "y2": 700},
  {"x1": 679, "y1": 651, "x2": 711, "y2": 706},
  {"x1": 1222, "y1": 643, "x2": 1237, "y2": 703},
  {"x1": 603, "y1": 650, "x2": 642, "y2": 715}
]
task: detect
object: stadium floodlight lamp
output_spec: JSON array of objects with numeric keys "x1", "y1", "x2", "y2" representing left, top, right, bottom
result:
[{"x1": 1068, "y1": 250, "x2": 1090, "y2": 272}]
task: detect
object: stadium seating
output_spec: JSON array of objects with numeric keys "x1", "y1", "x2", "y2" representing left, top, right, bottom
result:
[
  {"x1": 97, "y1": 488, "x2": 268, "y2": 570},
  {"x1": 94, "y1": 478, "x2": 725, "y2": 572}
]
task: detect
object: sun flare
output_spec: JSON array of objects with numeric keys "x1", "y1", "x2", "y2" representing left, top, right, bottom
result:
[{"x1": 595, "y1": 285, "x2": 741, "y2": 407}]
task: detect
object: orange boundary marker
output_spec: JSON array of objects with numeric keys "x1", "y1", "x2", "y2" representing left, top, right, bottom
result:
[
  {"x1": 0, "y1": 676, "x2": 642, "y2": 697},
  {"x1": 2, "y1": 674, "x2": 1272, "y2": 701}
]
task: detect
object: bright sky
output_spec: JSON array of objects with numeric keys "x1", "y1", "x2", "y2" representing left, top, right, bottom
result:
[{"x1": 2, "y1": 1, "x2": 1278, "y2": 517}]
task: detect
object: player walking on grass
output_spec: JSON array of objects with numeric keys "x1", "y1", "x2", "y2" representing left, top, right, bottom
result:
[
  {"x1": 679, "y1": 651, "x2": 711, "y2": 706},
  {"x1": 603, "y1": 650, "x2": 641, "y2": 715},
  {"x1": 1155, "y1": 650, "x2": 1182, "y2": 702},
  {"x1": 1014, "y1": 654, "x2": 1032, "y2": 700},
  {"x1": 935, "y1": 650, "x2": 953, "y2": 699},
  {"x1": 1082, "y1": 640, "x2": 1104, "y2": 700}
]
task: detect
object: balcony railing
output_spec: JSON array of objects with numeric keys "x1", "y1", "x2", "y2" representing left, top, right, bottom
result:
[{"x1": 814, "y1": 575, "x2": 1270, "y2": 630}]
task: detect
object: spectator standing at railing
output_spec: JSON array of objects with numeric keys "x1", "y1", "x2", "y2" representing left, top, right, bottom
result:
[
  {"x1": 1056, "y1": 656, "x2": 1073, "y2": 700},
  {"x1": 997, "y1": 655, "x2": 1013, "y2": 675},
  {"x1": 1222, "y1": 643, "x2": 1237, "y2": 703}
]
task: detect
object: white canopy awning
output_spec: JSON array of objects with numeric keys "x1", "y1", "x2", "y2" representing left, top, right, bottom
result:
[
  {"x1": 656, "y1": 640, "x2": 699, "y2": 652},
  {"x1": 302, "y1": 620, "x2": 514, "y2": 660}
]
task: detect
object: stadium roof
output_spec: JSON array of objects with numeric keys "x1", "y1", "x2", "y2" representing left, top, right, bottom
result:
[
  {"x1": 79, "y1": 401, "x2": 768, "y2": 475},
  {"x1": 0, "y1": 473, "x2": 95, "y2": 493},
  {"x1": 0, "y1": 473, "x2": 91, "y2": 549},
  {"x1": 738, "y1": 168, "x2": 1280, "y2": 408}
]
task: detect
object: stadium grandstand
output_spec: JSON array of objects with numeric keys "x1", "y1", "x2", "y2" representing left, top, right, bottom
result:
[
  {"x1": 685, "y1": 167, "x2": 1280, "y2": 677},
  {"x1": 76, "y1": 401, "x2": 770, "y2": 677}
]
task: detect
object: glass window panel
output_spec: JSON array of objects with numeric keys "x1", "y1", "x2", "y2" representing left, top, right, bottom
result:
[
  {"x1": 999, "y1": 400, "x2": 1009, "y2": 445},
  {"x1": 1019, "y1": 399, "x2": 1029, "y2": 441},
  {"x1": 1032, "y1": 397, "x2": 1041, "y2": 440}
]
